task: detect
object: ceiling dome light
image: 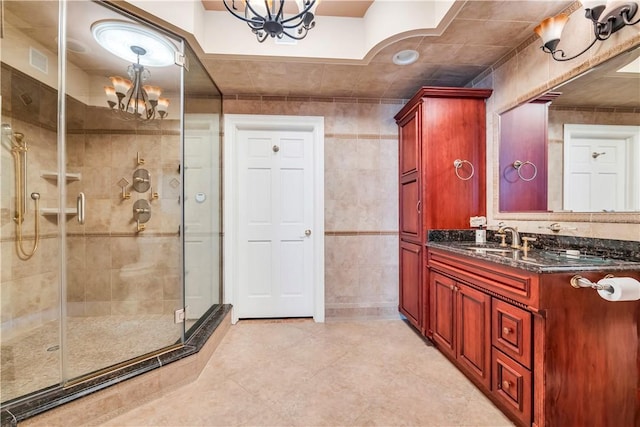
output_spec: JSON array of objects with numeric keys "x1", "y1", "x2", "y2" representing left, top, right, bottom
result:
[
  {"x1": 393, "y1": 50, "x2": 419, "y2": 66},
  {"x1": 91, "y1": 20, "x2": 177, "y2": 67}
]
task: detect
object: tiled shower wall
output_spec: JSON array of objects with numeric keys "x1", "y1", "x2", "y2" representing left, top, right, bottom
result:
[
  {"x1": 1, "y1": 64, "x2": 60, "y2": 340},
  {"x1": 223, "y1": 97, "x2": 403, "y2": 319},
  {"x1": 65, "y1": 100, "x2": 182, "y2": 318},
  {"x1": 1, "y1": 64, "x2": 182, "y2": 340}
]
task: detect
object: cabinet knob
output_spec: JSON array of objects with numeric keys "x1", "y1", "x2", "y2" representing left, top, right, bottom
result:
[
  {"x1": 502, "y1": 380, "x2": 511, "y2": 390},
  {"x1": 503, "y1": 327, "x2": 513, "y2": 335},
  {"x1": 449, "y1": 284, "x2": 455, "y2": 291}
]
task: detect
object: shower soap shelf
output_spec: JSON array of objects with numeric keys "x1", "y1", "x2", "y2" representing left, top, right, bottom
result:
[
  {"x1": 41, "y1": 170, "x2": 81, "y2": 181},
  {"x1": 40, "y1": 207, "x2": 78, "y2": 216}
]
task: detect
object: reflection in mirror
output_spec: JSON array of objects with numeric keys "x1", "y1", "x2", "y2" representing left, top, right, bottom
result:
[{"x1": 499, "y1": 45, "x2": 640, "y2": 213}]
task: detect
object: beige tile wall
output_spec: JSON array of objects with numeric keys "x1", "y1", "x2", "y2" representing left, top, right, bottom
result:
[
  {"x1": 223, "y1": 97, "x2": 402, "y2": 319},
  {"x1": 473, "y1": 4, "x2": 640, "y2": 240},
  {"x1": 1, "y1": 62, "x2": 184, "y2": 340},
  {"x1": 1, "y1": 65, "x2": 61, "y2": 339},
  {"x1": 65, "y1": 107, "x2": 183, "y2": 318}
]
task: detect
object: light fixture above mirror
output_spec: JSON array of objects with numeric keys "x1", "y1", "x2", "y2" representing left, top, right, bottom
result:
[{"x1": 534, "y1": 1, "x2": 640, "y2": 61}]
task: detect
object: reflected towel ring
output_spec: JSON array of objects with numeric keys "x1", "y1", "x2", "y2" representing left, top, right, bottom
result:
[
  {"x1": 512, "y1": 160, "x2": 537, "y2": 181},
  {"x1": 453, "y1": 159, "x2": 474, "y2": 181}
]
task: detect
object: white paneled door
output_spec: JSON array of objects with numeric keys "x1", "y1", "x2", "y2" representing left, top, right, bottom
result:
[
  {"x1": 563, "y1": 124, "x2": 639, "y2": 212},
  {"x1": 237, "y1": 129, "x2": 315, "y2": 318}
]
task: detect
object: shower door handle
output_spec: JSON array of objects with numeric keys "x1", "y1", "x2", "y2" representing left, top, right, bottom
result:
[{"x1": 77, "y1": 192, "x2": 85, "y2": 224}]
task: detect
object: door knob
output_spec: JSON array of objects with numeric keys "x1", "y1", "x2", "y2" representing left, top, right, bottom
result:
[{"x1": 304, "y1": 229, "x2": 312, "y2": 236}]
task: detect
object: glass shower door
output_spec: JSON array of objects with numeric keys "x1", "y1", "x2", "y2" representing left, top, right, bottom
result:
[
  {"x1": 61, "y1": 0, "x2": 184, "y2": 383},
  {"x1": 0, "y1": 0, "x2": 63, "y2": 402}
]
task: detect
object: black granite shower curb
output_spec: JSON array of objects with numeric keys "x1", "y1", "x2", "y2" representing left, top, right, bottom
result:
[{"x1": 0, "y1": 304, "x2": 232, "y2": 427}]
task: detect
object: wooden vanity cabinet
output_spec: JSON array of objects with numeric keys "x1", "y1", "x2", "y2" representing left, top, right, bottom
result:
[
  {"x1": 430, "y1": 271, "x2": 491, "y2": 389},
  {"x1": 427, "y1": 247, "x2": 640, "y2": 427},
  {"x1": 396, "y1": 87, "x2": 492, "y2": 333}
]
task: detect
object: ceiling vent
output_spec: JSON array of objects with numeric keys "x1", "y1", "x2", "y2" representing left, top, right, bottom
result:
[{"x1": 29, "y1": 47, "x2": 48, "y2": 74}]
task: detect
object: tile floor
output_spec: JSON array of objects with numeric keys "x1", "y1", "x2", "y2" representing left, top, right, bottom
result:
[
  {"x1": 1, "y1": 315, "x2": 178, "y2": 402},
  {"x1": 100, "y1": 319, "x2": 514, "y2": 426}
]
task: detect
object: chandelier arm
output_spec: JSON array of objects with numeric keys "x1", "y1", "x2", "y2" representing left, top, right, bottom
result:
[
  {"x1": 280, "y1": 0, "x2": 315, "y2": 24},
  {"x1": 222, "y1": 0, "x2": 266, "y2": 26},
  {"x1": 549, "y1": 36, "x2": 599, "y2": 62},
  {"x1": 256, "y1": 31, "x2": 268, "y2": 42},
  {"x1": 595, "y1": 19, "x2": 615, "y2": 40},
  {"x1": 281, "y1": 27, "x2": 310, "y2": 40},
  {"x1": 282, "y1": 20, "x2": 315, "y2": 30},
  {"x1": 622, "y1": 6, "x2": 640, "y2": 25}
]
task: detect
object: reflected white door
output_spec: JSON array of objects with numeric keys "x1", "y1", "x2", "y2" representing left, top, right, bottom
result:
[
  {"x1": 184, "y1": 115, "x2": 220, "y2": 319},
  {"x1": 563, "y1": 124, "x2": 638, "y2": 211},
  {"x1": 237, "y1": 129, "x2": 314, "y2": 318}
]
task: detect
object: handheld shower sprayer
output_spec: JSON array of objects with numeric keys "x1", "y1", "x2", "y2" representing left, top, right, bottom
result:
[{"x1": 3, "y1": 123, "x2": 40, "y2": 260}]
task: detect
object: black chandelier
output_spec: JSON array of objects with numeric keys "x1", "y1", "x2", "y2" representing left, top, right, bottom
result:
[
  {"x1": 104, "y1": 46, "x2": 169, "y2": 120},
  {"x1": 223, "y1": 0, "x2": 317, "y2": 42},
  {"x1": 535, "y1": 2, "x2": 640, "y2": 61}
]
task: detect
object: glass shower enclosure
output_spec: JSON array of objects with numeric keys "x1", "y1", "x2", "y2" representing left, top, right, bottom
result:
[{"x1": 1, "y1": 0, "x2": 222, "y2": 405}]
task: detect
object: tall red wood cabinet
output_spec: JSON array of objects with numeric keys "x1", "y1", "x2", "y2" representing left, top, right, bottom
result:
[{"x1": 394, "y1": 87, "x2": 492, "y2": 334}]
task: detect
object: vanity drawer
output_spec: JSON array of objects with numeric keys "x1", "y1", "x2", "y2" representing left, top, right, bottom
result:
[
  {"x1": 492, "y1": 348, "x2": 532, "y2": 426},
  {"x1": 492, "y1": 299, "x2": 531, "y2": 368}
]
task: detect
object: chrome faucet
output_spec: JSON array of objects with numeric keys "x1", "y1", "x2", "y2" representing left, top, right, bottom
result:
[{"x1": 497, "y1": 225, "x2": 521, "y2": 249}]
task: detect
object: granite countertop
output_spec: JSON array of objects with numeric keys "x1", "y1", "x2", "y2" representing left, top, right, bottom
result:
[{"x1": 425, "y1": 230, "x2": 640, "y2": 273}]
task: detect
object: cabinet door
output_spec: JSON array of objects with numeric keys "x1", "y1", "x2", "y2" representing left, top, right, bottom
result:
[
  {"x1": 499, "y1": 101, "x2": 548, "y2": 211},
  {"x1": 456, "y1": 283, "x2": 492, "y2": 389},
  {"x1": 430, "y1": 271, "x2": 456, "y2": 359},
  {"x1": 398, "y1": 105, "x2": 420, "y2": 176},
  {"x1": 399, "y1": 173, "x2": 420, "y2": 241},
  {"x1": 422, "y1": 97, "x2": 486, "y2": 230},
  {"x1": 399, "y1": 240, "x2": 422, "y2": 329}
]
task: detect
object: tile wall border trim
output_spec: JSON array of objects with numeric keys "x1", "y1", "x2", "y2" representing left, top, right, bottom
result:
[{"x1": 325, "y1": 231, "x2": 398, "y2": 236}]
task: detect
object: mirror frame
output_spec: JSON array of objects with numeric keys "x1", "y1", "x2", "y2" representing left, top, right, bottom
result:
[{"x1": 493, "y1": 42, "x2": 640, "y2": 225}]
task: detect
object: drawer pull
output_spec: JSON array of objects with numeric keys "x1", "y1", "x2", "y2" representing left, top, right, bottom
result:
[
  {"x1": 503, "y1": 327, "x2": 513, "y2": 335},
  {"x1": 502, "y1": 380, "x2": 511, "y2": 390}
]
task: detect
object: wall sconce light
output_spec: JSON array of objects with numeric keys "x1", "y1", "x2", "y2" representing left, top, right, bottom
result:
[{"x1": 534, "y1": 2, "x2": 640, "y2": 61}]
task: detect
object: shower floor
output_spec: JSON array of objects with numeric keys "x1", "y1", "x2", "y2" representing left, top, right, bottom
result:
[{"x1": 0, "y1": 314, "x2": 179, "y2": 403}]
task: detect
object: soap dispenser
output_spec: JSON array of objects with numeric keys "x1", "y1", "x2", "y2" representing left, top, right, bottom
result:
[{"x1": 475, "y1": 225, "x2": 487, "y2": 244}]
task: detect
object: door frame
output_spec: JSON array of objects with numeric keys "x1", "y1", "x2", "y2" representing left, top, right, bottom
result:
[{"x1": 223, "y1": 114, "x2": 325, "y2": 324}]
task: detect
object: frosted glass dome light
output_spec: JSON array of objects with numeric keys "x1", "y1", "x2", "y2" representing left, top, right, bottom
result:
[{"x1": 91, "y1": 20, "x2": 177, "y2": 67}]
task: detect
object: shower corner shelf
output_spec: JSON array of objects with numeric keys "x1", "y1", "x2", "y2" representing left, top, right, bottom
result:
[
  {"x1": 41, "y1": 170, "x2": 81, "y2": 181},
  {"x1": 40, "y1": 207, "x2": 78, "y2": 217}
]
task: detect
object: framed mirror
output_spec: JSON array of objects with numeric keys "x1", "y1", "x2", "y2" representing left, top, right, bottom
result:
[{"x1": 498, "y1": 45, "x2": 640, "y2": 215}]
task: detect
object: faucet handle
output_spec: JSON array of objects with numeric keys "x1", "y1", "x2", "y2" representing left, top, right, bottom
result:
[
  {"x1": 496, "y1": 233, "x2": 507, "y2": 247},
  {"x1": 522, "y1": 236, "x2": 537, "y2": 257}
]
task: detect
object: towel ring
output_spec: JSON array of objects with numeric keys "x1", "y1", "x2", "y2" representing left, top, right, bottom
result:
[
  {"x1": 453, "y1": 159, "x2": 474, "y2": 181},
  {"x1": 513, "y1": 160, "x2": 537, "y2": 181}
]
